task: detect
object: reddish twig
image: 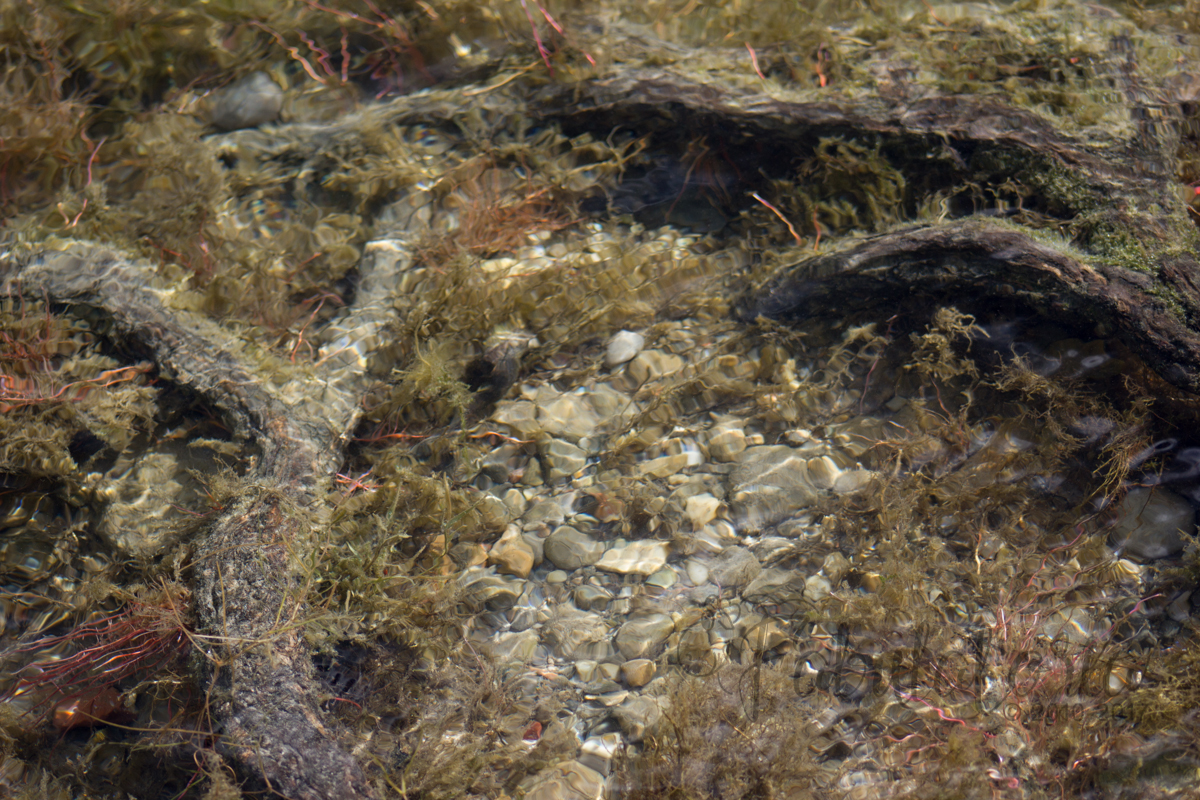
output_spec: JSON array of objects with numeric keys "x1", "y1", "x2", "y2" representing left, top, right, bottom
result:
[{"x1": 751, "y1": 192, "x2": 802, "y2": 246}]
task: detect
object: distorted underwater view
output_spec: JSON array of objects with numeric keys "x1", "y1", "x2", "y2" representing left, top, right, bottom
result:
[{"x1": 2, "y1": 1, "x2": 1200, "y2": 798}]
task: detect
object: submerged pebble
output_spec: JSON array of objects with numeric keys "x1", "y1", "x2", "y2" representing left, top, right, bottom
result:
[
  {"x1": 210, "y1": 71, "x2": 283, "y2": 131},
  {"x1": 545, "y1": 526, "x2": 606, "y2": 570},
  {"x1": 1109, "y1": 487, "x2": 1193, "y2": 561},
  {"x1": 596, "y1": 540, "x2": 669, "y2": 576},
  {"x1": 605, "y1": 330, "x2": 645, "y2": 367}
]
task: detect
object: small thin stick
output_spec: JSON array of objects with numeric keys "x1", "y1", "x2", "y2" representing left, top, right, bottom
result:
[
  {"x1": 745, "y1": 43, "x2": 765, "y2": 81},
  {"x1": 751, "y1": 192, "x2": 802, "y2": 246}
]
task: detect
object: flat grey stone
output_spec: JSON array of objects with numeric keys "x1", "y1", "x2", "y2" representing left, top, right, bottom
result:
[{"x1": 728, "y1": 445, "x2": 819, "y2": 531}]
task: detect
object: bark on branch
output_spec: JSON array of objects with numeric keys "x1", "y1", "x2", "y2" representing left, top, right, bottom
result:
[{"x1": 2, "y1": 244, "x2": 385, "y2": 800}]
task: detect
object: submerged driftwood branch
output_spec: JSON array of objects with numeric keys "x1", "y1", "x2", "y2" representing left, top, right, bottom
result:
[
  {"x1": 736, "y1": 219, "x2": 1200, "y2": 389},
  {"x1": 1, "y1": 244, "x2": 385, "y2": 800}
]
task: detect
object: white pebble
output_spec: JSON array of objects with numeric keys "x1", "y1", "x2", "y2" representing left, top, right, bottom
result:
[{"x1": 605, "y1": 330, "x2": 645, "y2": 368}]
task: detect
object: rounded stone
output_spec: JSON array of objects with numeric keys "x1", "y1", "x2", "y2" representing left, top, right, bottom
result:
[
  {"x1": 707, "y1": 428, "x2": 747, "y2": 462},
  {"x1": 612, "y1": 695, "x2": 663, "y2": 742},
  {"x1": 210, "y1": 71, "x2": 283, "y2": 131},
  {"x1": 729, "y1": 445, "x2": 819, "y2": 532},
  {"x1": 833, "y1": 468, "x2": 875, "y2": 494},
  {"x1": 579, "y1": 732, "x2": 622, "y2": 775},
  {"x1": 485, "y1": 629, "x2": 539, "y2": 663},
  {"x1": 544, "y1": 525, "x2": 606, "y2": 570},
  {"x1": 1109, "y1": 487, "x2": 1194, "y2": 561},
  {"x1": 806, "y1": 455, "x2": 841, "y2": 490},
  {"x1": 621, "y1": 658, "x2": 656, "y2": 687},
  {"x1": 645, "y1": 568, "x2": 677, "y2": 589},
  {"x1": 522, "y1": 760, "x2": 605, "y2": 800},
  {"x1": 572, "y1": 584, "x2": 612, "y2": 611},
  {"x1": 625, "y1": 349, "x2": 684, "y2": 387},
  {"x1": 708, "y1": 545, "x2": 761, "y2": 588},
  {"x1": 685, "y1": 558, "x2": 710, "y2": 585},
  {"x1": 596, "y1": 540, "x2": 669, "y2": 576},
  {"x1": 605, "y1": 330, "x2": 645, "y2": 367},
  {"x1": 685, "y1": 493, "x2": 723, "y2": 529},
  {"x1": 540, "y1": 437, "x2": 588, "y2": 481},
  {"x1": 489, "y1": 534, "x2": 536, "y2": 578}
]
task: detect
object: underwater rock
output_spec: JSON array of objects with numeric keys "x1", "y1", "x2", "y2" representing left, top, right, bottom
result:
[
  {"x1": 708, "y1": 546, "x2": 762, "y2": 589},
  {"x1": 621, "y1": 658, "x2": 656, "y2": 687},
  {"x1": 545, "y1": 525, "x2": 606, "y2": 570},
  {"x1": 605, "y1": 330, "x2": 645, "y2": 367},
  {"x1": 523, "y1": 496, "x2": 568, "y2": 528},
  {"x1": 540, "y1": 437, "x2": 589, "y2": 481},
  {"x1": 833, "y1": 468, "x2": 875, "y2": 494},
  {"x1": 645, "y1": 567, "x2": 677, "y2": 590},
  {"x1": 822, "y1": 552, "x2": 851, "y2": 586},
  {"x1": 736, "y1": 615, "x2": 789, "y2": 654},
  {"x1": 209, "y1": 71, "x2": 283, "y2": 131},
  {"x1": 459, "y1": 567, "x2": 524, "y2": 611},
  {"x1": 485, "y1": 629, "x2": 540, "y2": 663},
  {"x1": 742, "y1": 568, "x2": 808, "y2": 606},
  {"x1": 1109, "y1": 487, "x2": 1194, "y2": 561},
  {"x1": 612, "y1": 694, "x2": 664, "y2": 742},
  {"x1": 573, "y1": 584, "x2": 613, "y2": 611},
  {"x1": 684, "y1": 557, "x2": 710, "y2": 585},
  {"x1": 578, "y1": 732, "x2": 622, "y2": 775},
  {"x1": 728, "y1": 446, "x2": 819, "y2": 532},
  {"x1": 707, "y1": 427, "x2": 747, "y2": 462},
  {"x1": 96, "y1": 450, "x2": 193, "y2": 558},
  {"x1": 806, "y1": 455, "x2": 841, "y2": 491},
  {"x1": 537, "y1": 388, "x2": 601, "y2": 442},
  {"x1": 624, "y1": 349, "x2": 684, "y2": 388},
  {"x1": 543, "y1": 607, "x2": 609, "y2": 659},
  {"x1": 615, "y1": 613, "x2": 674, "y2": 660},
  {"x1": 503, "y1": 487, "x2": 528, "y2": 518},
  {"x1": 684, "y1": 493, "x2": 723, "y2": 529},
  {"x1": 493, "y1": 400, "x2": 542, "y2": 440},
  {"x1": 638, "y1": 452, "x2": 692, "y2": 478},
  {"x1": 522, "y1": 759, "x2": 605, "y2": 800},
  {"x1": 596, "y1": 540, "x2": 669, "y2": 576},
  {"x1": 489, "y1": 527, "x2": 537, "y2": 578}
]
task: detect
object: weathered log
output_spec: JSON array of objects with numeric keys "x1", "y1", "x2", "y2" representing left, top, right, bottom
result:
[
  {"x1": 524, "y1": 18, "x2": 1200, "y2": 392},
  {"x1": 1, "y1": 244, "x2": 379, "y2": 800},
  {"x1": 736, "y1": 219, "x2": 1200, "y2": 389}
]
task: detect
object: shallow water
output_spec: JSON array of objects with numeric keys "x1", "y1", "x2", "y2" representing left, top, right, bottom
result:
[{"x1": 1, "y1": 0, "x2": 1200, "y2": 798}]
